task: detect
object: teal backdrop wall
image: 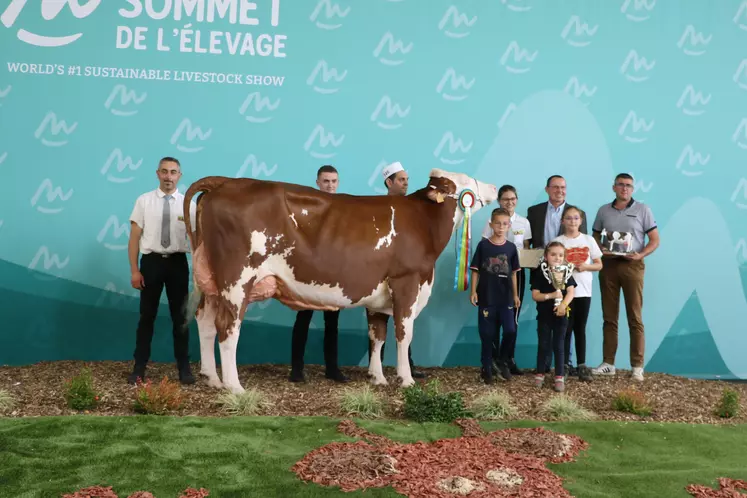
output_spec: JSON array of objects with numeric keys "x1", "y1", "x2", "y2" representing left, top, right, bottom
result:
[{"x1": 1, "y1": 0, "x2": 746, "y2": 380}]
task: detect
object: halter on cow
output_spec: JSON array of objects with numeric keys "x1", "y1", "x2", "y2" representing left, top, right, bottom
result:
[{"x1": 183, "y1": 168, "x2": 498, "y2": 393}]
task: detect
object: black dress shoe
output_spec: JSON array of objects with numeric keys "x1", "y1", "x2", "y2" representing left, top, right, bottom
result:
[
  {"x1": 127, "y1": 366, "x2": 146, "y2": 385},
  {"x1": 179, "y1": 367, "x2": 196, "y2": 385},
  {"x1": 411, "y1": 369, "x2": 426, "y2": 379},
  {"x1": 325, "y1": 369, "x2": 350, "y2": 383},
  {"x1": 288, "y1": 369, "x2": 306, "y2": 383}
]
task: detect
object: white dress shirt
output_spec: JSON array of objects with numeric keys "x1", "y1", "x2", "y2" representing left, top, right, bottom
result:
[{"x1": 129, "y1": 188, "x2": 197, "y2": 254}]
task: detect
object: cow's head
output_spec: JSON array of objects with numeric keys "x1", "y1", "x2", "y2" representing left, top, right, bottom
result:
[{"x1": 425, "y1": 168, "x2": 498, "y2": 228}]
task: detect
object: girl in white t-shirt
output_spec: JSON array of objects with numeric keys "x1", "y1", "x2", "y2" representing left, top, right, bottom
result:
[{"x1": 552, "y1": 205, "x2": 602, "y2": 382}]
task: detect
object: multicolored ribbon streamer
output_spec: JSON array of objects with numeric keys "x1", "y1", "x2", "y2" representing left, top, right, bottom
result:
[{"x1": 454, "y1": 189, "x2": 476, "y2": 291}]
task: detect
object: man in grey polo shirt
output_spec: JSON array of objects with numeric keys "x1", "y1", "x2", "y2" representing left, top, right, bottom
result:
[{"x1": 591, "y1": 173, "x2": 660, "y2": 382}]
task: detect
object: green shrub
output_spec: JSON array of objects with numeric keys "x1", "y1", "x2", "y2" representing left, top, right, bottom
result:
[
  {"x1": 611, "y1": 389, "x2": 652, "y2": 417},
  {"x1": 714, "y1": 388, "x2": 740, "y2": 419},
  {"x1": 539, "y1": 395, "x2": 597, "y2": 421},
  {"x1": 402, "y1": 379, "x2": 471, "y2": 423},
  {"x1": 63, "y1": 367, "x2": 99, "y2": 411},
  {"x1": 471, "y1": 390, "x2": 518, "y2": 420},
  {"x1": 0, "y1": 389, "x2": 15, "y2": 415},
  {"x1": 133, "y1": 377, "x2": 183, "y2": 415},
  {"x1": 338, "y1": 385, "x2": 385, "y2": 419},
  {"x1": 216, "y1": 389, "x2": 269, "y2": 416}
]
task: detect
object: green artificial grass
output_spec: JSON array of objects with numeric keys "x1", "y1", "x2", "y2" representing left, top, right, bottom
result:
[
  {"x1": 0, "y1": 416, "x2": 745, "y2": 497},
  {"x1": 481, "y1": 420, "x2": 747, "y2": 498}
]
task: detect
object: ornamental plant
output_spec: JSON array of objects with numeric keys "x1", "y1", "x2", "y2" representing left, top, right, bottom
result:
[
  {"x1": 133, "y1": 376, "x2": 184, "y2": 415},
  {"x1": 64, "y1": 367, "x2": 100, "y2": 411}
]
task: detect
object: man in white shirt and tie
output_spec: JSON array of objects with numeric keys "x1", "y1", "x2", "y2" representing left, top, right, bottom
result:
[{"x1": 127, "y1": 157, "x2": 197, "y2": 385}]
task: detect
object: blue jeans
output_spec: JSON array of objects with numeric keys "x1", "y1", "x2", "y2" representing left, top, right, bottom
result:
[
  {"x1": 478, "y1": 305, "x2": 517, "y2": 374},
  {"x1": 537, "y1": 317, "x2": 567, "y2": 377}
]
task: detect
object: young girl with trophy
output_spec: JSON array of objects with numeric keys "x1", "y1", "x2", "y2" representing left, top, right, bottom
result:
[
  {"x1": 530, "y1": 241, "x2": 577, "y2": 392},
  {"x1": 552, "y1": 206, "x2": 603, "y2": 383}
]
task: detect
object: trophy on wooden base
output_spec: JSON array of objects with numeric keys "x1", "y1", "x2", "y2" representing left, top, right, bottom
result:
[
  {"x1": 600, "y1": 228, "x2": 634, "y2": 256},
  {"x1": 540, "y1": 259, "x2": 575, "y2": 307}
]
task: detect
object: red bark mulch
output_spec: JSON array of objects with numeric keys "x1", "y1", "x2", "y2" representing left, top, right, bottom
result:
[
  {"x1": 60, "y1": 486, "x2": 209, "y2": 498},
  {"x1": 686, "y1": 478, "x2": 747, "y2": 497},
  {"x1": 292, "y1": 418, "x2": 589, "y2": 497}
]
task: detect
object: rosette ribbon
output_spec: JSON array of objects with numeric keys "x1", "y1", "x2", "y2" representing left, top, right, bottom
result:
[{"x1": 453, "y1": 189, "x2": 476, "y2": 291}]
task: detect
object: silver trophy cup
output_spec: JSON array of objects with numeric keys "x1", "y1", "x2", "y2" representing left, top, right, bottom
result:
[{"x1": 540, "y1": 260, "x2": 575, "y2": 307}]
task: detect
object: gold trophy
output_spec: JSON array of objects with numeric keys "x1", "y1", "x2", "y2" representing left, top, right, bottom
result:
[{"x1": 540, "y1": 260, "x2": 575, "y2": 307}]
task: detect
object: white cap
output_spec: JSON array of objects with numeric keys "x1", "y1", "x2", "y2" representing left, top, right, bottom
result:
[{"x1": 381, "y1": 161, "x2": 404, "y2": 180}]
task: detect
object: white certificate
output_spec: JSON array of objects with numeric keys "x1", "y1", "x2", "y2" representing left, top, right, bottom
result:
[{"x1": 519, "y1": 249, "x2": 544, "y2": 268}]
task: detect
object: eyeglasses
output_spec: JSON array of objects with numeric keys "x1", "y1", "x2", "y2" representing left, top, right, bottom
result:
[
  {"x1": 615, "y1": 183, "x2": 634, "y2": 189},
  {"x1": 500, "y1": 196, "x2": 517, "y2": 202}
]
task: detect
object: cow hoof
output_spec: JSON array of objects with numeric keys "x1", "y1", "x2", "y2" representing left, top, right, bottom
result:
[
  {"x1": 399, "y1": 377, "x2": 415, "y2": 388},
  {"x1": 206, "y1": 377, "x2": 223, "y2": 389},
  {"x1": 370, "y1": 376, "x2": 388, "y2": 386},
  {"x1": 225, "y1": 384, "x2": 246, "y2": 395}
]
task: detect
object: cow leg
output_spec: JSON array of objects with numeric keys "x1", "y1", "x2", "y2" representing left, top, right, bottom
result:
[
  {"x1": 217, "y1": 323, "x2": 244, "y2": 394},
  {"x1": 389, "y1": 277, "x2": 421, "y2": 388},
  {"x1": 213, "y1": 298, "x2": 246, "y2": 395},
  {"x1": 196, "y1": 298, "x2": 222, "y2": 389},
  {"x1": 366, "y1": 310, "x2": 388, "y2": 385},
  {"x1": 396, "y1": 323, "x2": 415, "y2": 388}
]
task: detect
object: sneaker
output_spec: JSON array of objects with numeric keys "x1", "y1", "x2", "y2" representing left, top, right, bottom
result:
[
  {"x1": 565, "y1": 364, "x2": 577, "y2": 376},
  {"x1": 631, "y1": 367, "x2": 644, "y2": 382},
  {"x1": 480, "y1": 368, "x2": 495, "y2": 385},
  {"x1": 591, "y1": 363, "x2": 616, "y2": 376},
  {"x1": 498, "y1": 361, "x2": 512, "y2": 381},
  {"x1": 508, "y1": 358, "x2": 524, "y2": 376},
  {"x1": 554, "y1": 376, "x2": 565, "y2": 392},
  {"x1": 577, "y1": 365, "x2": 593, "y2": 382},
  {"x1": 534, "y1": 374, "x2": 545, "y2": 388}
]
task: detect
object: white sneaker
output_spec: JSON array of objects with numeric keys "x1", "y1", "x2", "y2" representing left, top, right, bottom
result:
[
  {"x1": 592, "y1": 363, "x2": 616, "y2": 375},
  {"x1": 631, "y1": 367, "x2": 644, "y2": 381}
]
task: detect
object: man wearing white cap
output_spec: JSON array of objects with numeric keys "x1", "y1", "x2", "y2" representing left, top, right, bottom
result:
[
  {"x1": 381, "y1": 161, "x2": 409, "y2": 196},
  {"x1": 366, "y1": 161, "x2": 426, "y2": 379}
]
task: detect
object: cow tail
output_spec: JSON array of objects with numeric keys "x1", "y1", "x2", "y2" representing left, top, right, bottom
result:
[
  {"x1": 183, "y1": 176, "x2": 231, "y2": 323},
  {"x1": 184, "y1": 176, "x2": 230, "y2": 253}
]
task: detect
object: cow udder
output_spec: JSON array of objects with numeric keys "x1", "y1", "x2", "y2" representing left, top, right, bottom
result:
[
  {"x1": 247, "y1": 276, "x2": 277, "y2": 302},
  {"x1": 250, "y1": 277, "x2": 340, "y2": 312},
  {"x1": 194, "y1": 244, "x2": 218, "y2": 295}
]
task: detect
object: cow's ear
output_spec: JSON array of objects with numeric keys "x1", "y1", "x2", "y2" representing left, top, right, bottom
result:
[{"x1": 427, "y1": 188, "x2": 445, "y2": 204}]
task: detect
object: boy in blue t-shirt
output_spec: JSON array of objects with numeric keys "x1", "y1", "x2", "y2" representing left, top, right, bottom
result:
[{"x1": 469, "y1": 208, "x2": 521, "y2": 384}]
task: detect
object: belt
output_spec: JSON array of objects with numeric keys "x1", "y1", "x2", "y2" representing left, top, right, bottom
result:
[{"x1": 146, "y1": 252, "x2": 185, "y2": 258}]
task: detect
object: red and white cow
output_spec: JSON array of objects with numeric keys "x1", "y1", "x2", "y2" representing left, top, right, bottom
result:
[{"x1": 183, "y1": 168, "x2": 497, "y2": 394}]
